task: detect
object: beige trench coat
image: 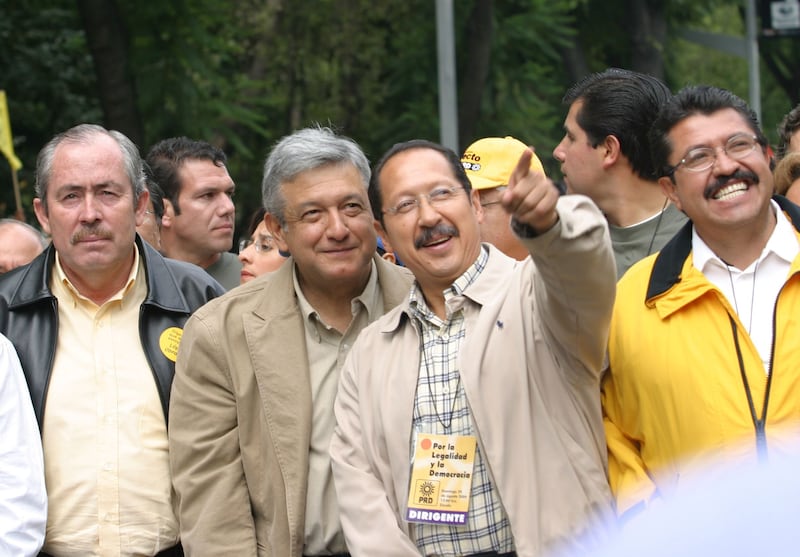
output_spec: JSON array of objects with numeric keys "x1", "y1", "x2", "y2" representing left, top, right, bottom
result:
[{"x1": 331, "y1": 195, "x2": 617, "y2": 557}]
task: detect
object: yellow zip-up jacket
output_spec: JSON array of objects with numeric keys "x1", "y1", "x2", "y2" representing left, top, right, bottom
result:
[{"x1": 603, "y1": 196, "x2": 800, "y2": 517}]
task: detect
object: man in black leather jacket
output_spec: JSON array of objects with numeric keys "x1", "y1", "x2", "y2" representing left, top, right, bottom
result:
[
  {"x1": 0, "y1": 235, "x2": 224, "y2": 426},
  {"x1": 0, "y1": 123, "x2": 224, "y2": 557}
]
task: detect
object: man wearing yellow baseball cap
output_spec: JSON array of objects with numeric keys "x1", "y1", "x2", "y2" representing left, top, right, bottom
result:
[{"x1": 462, "y1": 136, "x2": 546, "y2": 260}]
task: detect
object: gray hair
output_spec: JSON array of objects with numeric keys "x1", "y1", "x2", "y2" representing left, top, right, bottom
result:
[
  {"x1": 0, "y1": 218, "x2": 49, "y2": 248},
  {"x1": 261, "y1": 126, "x2": 370, "y2": 225},
  {"x1": 35, "y1": 123, "x2": 146, "y2": 212}
]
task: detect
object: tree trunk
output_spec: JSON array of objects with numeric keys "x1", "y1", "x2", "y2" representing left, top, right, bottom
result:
[
  {"x1": 76, "y1": 0, "x2": 144, "y2": 147},
  {"x1": 760, "y1": 38, "x2": 800, "y2": 105},
  {"x1": 628, "y1": 0, "x2": 666, "y2": 80},
  {"x1": 560, "y1": 40, "x2": 590, "y2": 86},
  {"x1": 458, "y1": 0, "x2": 493, "y2": 150}
]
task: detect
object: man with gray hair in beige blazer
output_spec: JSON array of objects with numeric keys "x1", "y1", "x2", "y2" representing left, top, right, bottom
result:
[{"x1": 169, "y1": 126, "x2": 413, "y2": 556}]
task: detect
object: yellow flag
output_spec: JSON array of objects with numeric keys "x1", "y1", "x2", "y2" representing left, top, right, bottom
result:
[{"x1": 0, "y1": 90, "x2": 22, "y2": 171}]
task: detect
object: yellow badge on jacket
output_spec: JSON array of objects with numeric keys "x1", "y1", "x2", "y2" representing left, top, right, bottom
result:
[
  {"x1": 406, "y1": 433, "x2": 476, "y2": 526},
  {"x1": 159, "y1": 327, "x2": 183, "y2": 362}
]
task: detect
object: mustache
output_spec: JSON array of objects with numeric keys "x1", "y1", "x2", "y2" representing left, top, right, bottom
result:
[
  {"x1": 71, "y1": 225, "x2": 113, "y2": 244},
  {"x1": 704, "y1": 169, "x2": 759, "y2": 199},
  {"x1": 414, "y1": 224, "x2": 459, "y2": 249}
]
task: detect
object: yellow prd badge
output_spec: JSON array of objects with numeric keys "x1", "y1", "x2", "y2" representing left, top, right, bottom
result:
[
  {"x1": 406, "y1": 433, "x2": 476, "y2": 527},
  {"x1": 159, "y1": 327, "x2": 183, "y2": 362}
]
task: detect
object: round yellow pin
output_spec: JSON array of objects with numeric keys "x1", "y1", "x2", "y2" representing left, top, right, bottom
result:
[{"x1": 159, "y1": 327, "x2": 183, "y2": 362}]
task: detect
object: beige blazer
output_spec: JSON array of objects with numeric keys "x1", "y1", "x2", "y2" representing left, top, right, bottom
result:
[{"x1": 169, "y1": 255, "x2": 413, "y2": 556}]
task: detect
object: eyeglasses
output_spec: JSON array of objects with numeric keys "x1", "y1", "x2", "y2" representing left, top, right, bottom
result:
[
  {"x1": 383, "y1": 186, "x2": 464, "y2": 216},
  {"x1": 479, "y1": 186, "x2": 507, "y2": 208},
  {"x1": 239, "y1": 236, "x2": 274, "y2": 253},
  {"x1": 142, "y1": 210, "x2": 161, "y2": 225},
  {"x1": 667, "y1": 133, "x2": 761, "y2": 175}
]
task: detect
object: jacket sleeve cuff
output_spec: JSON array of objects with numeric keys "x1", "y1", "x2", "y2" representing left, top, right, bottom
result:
[{"x1": 511, "y1": 216, "x2": 560, "y2": 239}]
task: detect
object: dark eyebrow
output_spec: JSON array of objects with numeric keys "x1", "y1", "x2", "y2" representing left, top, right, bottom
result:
[
  {"x1": 680, "y1": 133, "x2": 754, "y2": 155},
  {"x1": 95, "y1": 181, "x2": 127, "y2": 191},
  {"x1": 54, "y1": 181, "x2": 126, "y2": 195},
  {"x1": 292, "y1": 200, "x2": 322, "y2": 213},
  {"x1": 195, "y1": 181, "x2": 236, "y2": 196},
  {"x1": 341, "y1": 192, "x2": 367, "y2": 203}
]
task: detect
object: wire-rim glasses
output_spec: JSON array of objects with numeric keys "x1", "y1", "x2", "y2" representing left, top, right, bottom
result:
[
  {"x1": 667, "y1": 133, "x2": 761, "y2": 176},
  {"x1": 383, "y1": 185, "x2": 464, "y2": 216},
  {"x1": 239, "y1": 236, "x2": 274, "y2": 253}
]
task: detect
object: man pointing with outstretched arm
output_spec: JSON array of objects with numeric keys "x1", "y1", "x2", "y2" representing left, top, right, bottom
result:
[{"x1": 331, "y1": 140, "x2": 617, "y2": 557}]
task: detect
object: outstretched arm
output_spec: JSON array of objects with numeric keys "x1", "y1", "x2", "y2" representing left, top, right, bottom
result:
[{"x1": 504, "y1": 147, "x2": 616, "y2": 380}]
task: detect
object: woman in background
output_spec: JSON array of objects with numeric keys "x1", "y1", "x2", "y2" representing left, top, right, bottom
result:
[
  {"x1": 774, "y1": 151, "x2": 800, "y2": 205},
  {"x1": 238, "y1": 207, "x2": 288, "y2": 284}
]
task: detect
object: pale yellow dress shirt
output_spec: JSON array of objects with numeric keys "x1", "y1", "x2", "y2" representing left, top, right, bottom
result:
[
  {"x1": 294, "y1": 261, "x2": 381, "y2": 556},
  {"x1": 42, "y1": 249, "x2": 178, "y2": 557}
]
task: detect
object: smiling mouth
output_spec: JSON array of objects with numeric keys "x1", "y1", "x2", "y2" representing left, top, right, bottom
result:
[
  {"x1": 415, "y1": 224, "x2": 459, "y2": 249},
  {"x1": 323, "y1": 246, "x2": 355, "y2": 255},
  {"x1": 422, "y1": 235, "x2": 450, "y2": 248},
  {"x1": 710, "y1": 181, "x2": 748, "y2": 201}
]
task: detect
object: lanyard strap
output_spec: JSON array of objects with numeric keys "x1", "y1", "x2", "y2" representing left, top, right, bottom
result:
[{"x1": 729, "y1": 315, "x2": 774, "y2": 461}]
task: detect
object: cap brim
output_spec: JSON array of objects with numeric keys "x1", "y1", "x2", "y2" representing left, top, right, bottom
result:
[{"x1": 466, "y1": 174, "x2": 505, "y2": 191}]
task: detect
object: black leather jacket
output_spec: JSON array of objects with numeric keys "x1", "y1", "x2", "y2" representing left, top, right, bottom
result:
[{"x1": 0, "y1": 236, "x2": 225, "y2": 428}]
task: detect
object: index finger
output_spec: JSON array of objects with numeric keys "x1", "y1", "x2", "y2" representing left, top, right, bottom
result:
[{"x1": 508, "y1": 147, "x2": 535, "y2": 190}]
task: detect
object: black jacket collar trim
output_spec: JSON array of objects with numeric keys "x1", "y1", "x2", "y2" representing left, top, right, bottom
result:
[
  {"x1": 645, "y1": 195, "x2": 800, "y2": 301},
  {"x1": 7, "y1": 235, "x2": 190, "y2": 313}
]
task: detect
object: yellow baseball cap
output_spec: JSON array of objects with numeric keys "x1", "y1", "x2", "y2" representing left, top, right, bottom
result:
[{"x1": 461, "y1": 136, "x2": 545, "y2": 190}]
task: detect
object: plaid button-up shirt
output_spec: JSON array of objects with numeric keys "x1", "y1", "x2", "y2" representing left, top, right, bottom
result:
[{"x1": 409, "y1": 246, "x2": 515, "y2": 555}]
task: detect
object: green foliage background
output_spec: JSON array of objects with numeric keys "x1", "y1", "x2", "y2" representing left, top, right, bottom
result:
[{"x1": 0, "y1": 0, "x2": 797, "y2": 231}]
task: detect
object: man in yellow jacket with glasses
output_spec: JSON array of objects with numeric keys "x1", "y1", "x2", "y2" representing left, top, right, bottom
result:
[{"x1": 603, "y1": 85, "x2": 800, "y2": 520}]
